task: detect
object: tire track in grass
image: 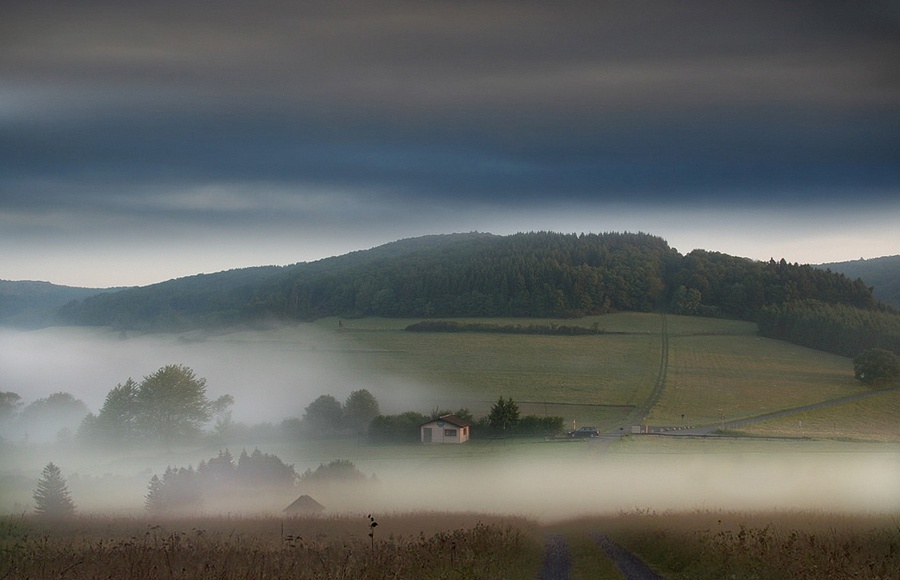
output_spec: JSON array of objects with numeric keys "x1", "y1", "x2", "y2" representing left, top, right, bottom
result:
[
  {"x1": 538, "y1": 534, "x2": 571, "y2": 579},
  {"x1": 622, "y1": 313, "x2": 669, "y2": 429},
  {"x1": 591, "y1": 534, "x2": 665, "y2": 580}
]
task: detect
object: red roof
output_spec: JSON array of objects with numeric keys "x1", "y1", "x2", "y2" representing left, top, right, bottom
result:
[{"x1": 421, "y1": 414, "x2": 471, "y2": 428}]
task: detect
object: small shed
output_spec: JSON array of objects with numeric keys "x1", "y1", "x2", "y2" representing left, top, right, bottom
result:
[
  {"x1": 283, "y1": 494, "x2": 325, "y2": 515},
  {"x1": 420, "y1": 414, "x2": 471, "y2": 444}
]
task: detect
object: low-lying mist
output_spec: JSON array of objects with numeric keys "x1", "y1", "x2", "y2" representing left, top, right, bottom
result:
[
  {"x1": 2, "y1": 324, "x2": 898, "y2": 523},
  {"x1": 3, "y1": 449, "x2": 898, "y2": 521},
  {"x1": 0, "y1": 324, "x2": 439, "y2": 429}
]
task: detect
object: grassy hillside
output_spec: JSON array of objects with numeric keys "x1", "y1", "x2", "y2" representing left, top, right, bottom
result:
[
  {"x1": 303, "y1": 313, "x2": 885, "y2": 439},
  {"x1": 307, "y1": 315, "x2": 654, "y2": 429},
  {"x1": 735, "y1": 389, "x2": 900, "y2": 442},
  {"x1": 649, "y1": 329, "x2": 866, "y2": 426}
]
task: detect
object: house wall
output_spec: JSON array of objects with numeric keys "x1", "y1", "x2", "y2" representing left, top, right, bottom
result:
[{"x1": 421, "y1": 421, "x2": 469, "y2": 444}]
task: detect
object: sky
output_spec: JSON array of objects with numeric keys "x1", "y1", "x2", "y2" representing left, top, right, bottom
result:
[{"x1": 2, "y1": 0, "x2": 898, "y2": 288}]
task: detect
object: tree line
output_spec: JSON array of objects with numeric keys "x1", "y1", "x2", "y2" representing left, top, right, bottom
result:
[
  {"x1": 757, "y1": 300, "x2": 900, "y2": 357},
  {"x1": 29, "y1": 452, "x2": 375, "y2": 518},
  {"x1": 405, "y1": 320, "x2": 604, "y2": 336},
  {"x1": 367, "y1": 397, "x2": 565, "y2": 444},
  {"x1": 55, "y1": 232, "x2": 894, "y2": 357}
]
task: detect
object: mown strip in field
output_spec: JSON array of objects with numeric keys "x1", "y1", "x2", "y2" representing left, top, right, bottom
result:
[{"x1": 647, "y1": 333, "x2": 865, "y2": 427}]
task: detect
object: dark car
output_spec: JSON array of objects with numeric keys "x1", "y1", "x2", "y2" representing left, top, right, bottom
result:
[{"x1": 567, "y1": 426, "x2": 600, "y2": 438}]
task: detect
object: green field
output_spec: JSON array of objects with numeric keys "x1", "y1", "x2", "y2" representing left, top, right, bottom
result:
[
  {"x1": 735, "y1": 388, "x2": 900, "y2": 442},
  {"x1": 310, "y1": 314, "x2": 661, "y2": 428},
  {"x1": 649, "y1": 334, "x2": 867, "y2": 426},
  {"x1": 302, "y1": 313, "x2": 889, "y2": 441}
]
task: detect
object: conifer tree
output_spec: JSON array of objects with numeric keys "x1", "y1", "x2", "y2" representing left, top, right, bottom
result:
[
  {"x1": 145, "y1": 474, "x2": 165, "y2": 513},
  {"x1": 33, "y1": 462, "x2": 76, "y2": 517},
  {"x1": 488, "y1": 397, "x2": 520, "y2": 432}
]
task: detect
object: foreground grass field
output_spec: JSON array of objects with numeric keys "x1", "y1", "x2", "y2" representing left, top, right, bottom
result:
[
  {"x1": 555, "y1": 511, "x2": 900, "y2": 580},
  {"x1": 0, "y1": 513, "x2": 542, "y2": 579},
  {"x1": 3, "y1": 511, "x2": 896, "y2": 579}
]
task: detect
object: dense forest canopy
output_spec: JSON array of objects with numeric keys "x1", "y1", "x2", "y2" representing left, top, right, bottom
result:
[
  {"x1": 817, "y1": 255, "x2": 900, "y2": 310},
  {"x1": 0, "y1": 280, "x2": 111, "y2": 327},
  {"x1": 51, "y1": 232, "x2": 899, "y2": 357}
]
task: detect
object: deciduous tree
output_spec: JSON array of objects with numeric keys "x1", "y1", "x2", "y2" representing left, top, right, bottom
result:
[
  {"x1": 343, "y1": 389, "x2": 380, "y2": 432},
  {"x1": 853, "y1": 348, "x2": 900, "y2": 386},
  {"x1": 137, "y1": 365, "x2": 210, "y2": 446},
  {"x1": 302, "y1": 394, "x2": 343, "y2": 436},
  {"x1": 18, "y1": 392, "x2": 89, "y2": 444},
  {"x1": 79, "y1": 378, "x2": 140, "y2": 445}
]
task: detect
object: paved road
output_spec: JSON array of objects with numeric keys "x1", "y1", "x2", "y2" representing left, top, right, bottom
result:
[{"x1": 669, "y1": 385, "x2": 900, "y2": 436}]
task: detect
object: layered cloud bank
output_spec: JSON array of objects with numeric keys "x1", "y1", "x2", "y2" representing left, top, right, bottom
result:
[{"x1": 3, "y1": 1, "x2": 898, "y2": 286}]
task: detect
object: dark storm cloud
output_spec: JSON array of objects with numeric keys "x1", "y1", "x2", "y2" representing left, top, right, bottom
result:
[{"x1": 2, "y1": 1, "x2": 899, "y2": 216}]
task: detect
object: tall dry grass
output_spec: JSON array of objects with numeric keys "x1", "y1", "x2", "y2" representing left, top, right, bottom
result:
[
  {"x1": 597, "y1": 510, "x2": 900, "y2": 580},
  {"x1": 0, "y1": 512, "x2": 542, "y2": 579}
]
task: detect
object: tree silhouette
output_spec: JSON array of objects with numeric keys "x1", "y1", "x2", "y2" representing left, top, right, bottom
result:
[
  {"x1": 301, "y1": 394, "x2": 343, "y2": 435},
  {"x1": 343, "y1": 389, "x2": 380, "y2": 432},
  {"x1": 488, "y1": 397, "x2": 520, "y2": 432},
  {"x1": 854, "y1": 348, "x2": 900, "y2": 386},
  {"x1": 80, "y1": 366, "x2": 232, "y2": 448},
  {"x1": 33, "y1": 462, "x2": 75, "y2": 517}
]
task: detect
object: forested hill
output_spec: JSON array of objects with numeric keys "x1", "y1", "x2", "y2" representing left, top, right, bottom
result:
[
  {"x1": 53, "y1": 231, "x2": 899, "y2": 356},
  {"x1": 817, "y1": 255, "x2": 900, "y2": 309},
  {"x1": 0, "y1": 280, "x2": 109, "y2": 328}
]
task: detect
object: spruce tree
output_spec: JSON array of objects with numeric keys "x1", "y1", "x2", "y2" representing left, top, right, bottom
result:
[
  {"x1": 488, "y1": 397, "x2": 520, "y2": 433},
  {"x1": 33, "y1": 462, "x2": 76, "y2": 517},
  {"x1": 145, "y1": 474, "x2": 166, "y2": 513}
]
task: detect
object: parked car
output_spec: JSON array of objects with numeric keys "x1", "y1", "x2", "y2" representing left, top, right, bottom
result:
[{"x1": 567, "y1": 426, "x2": 600, "y2": 438}]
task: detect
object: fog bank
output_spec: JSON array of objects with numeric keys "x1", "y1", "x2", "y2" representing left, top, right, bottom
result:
[{"x1": 0, "y1": 325, "x2": 437, "y2": 425}]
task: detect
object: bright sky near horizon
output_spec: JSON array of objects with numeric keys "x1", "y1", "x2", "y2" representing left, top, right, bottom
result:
[{"x1": 2, "y1": 1, "x2": 898, "y2": 288}]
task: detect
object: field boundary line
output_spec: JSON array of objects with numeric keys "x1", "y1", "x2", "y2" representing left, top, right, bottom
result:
[
  {"x1": 662, "y1": 385, "x2": 900, "y2": 435},
  {"x1": 623, "y1": 313, "x2": 669, "y2": 428}
]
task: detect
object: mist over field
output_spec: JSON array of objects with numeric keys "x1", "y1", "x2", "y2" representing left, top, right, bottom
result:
[
  {"x1": 377, "y1": 453, "x2": 900, "y2": 520},
  {"x1": 0, "y1": 324, "x2": 435, "y2": 432},
  {"x1": 3, "y1": 444, "x2": 898, "y2": 520},
  {"x1": 2, "y1": 320, "x2": 898, "y2": 523}
]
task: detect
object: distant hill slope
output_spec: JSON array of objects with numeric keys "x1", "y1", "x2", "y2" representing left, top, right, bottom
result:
[
  {"x1": 56, "y1": 229, "x2": 878, "y2": 320},
  {"x1": 0, "y1": 280, "x2": 110, "y2": 327},
  {"x1": 817, "y1": 255, "x2": 900, "y2": 309}
]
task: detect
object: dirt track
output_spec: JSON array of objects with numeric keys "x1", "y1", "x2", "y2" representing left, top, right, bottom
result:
[{"x1": 538, "y1": 533, "x2": 665, "y2": 579}]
